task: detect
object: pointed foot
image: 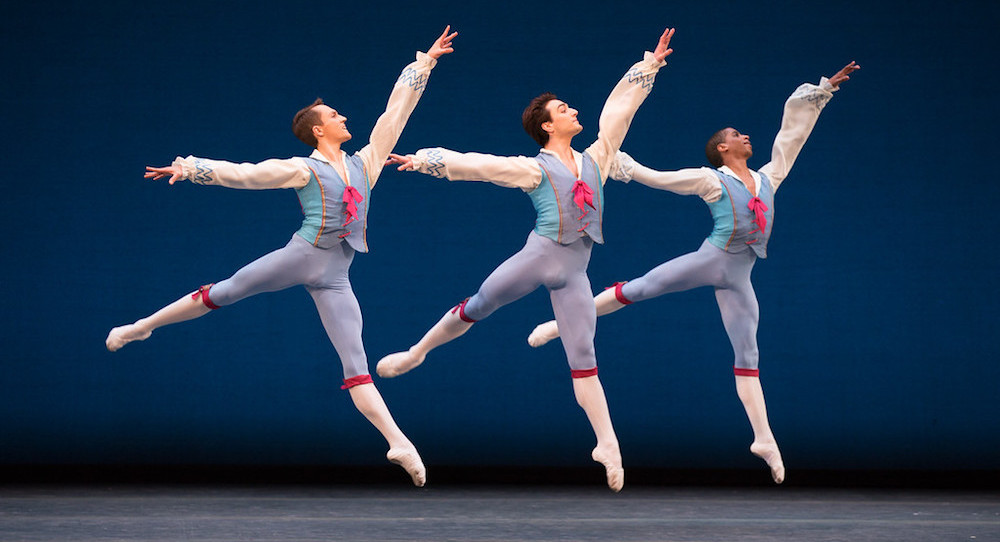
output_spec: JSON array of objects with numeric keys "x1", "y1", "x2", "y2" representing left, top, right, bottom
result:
[
  {"x1": 105, "y1": 324, "x2": 151, "y2": 352},
  {"x1": 750, "y1": 441, "x2": 785, "y2": 484},
  {"x1": 592, "y1": 446, "x2": 624, "y2": 492},
  {"x1": 387, "y1": 447, "x2": 426, "y2": 487},
  {"x1": 375, "y1": 350, "x2": 423, "y2": 378},
  {"x1": 527, "y1": 321, "x2": 559, "y2": 348}
]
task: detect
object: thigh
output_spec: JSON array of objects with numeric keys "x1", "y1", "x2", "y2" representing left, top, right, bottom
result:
[
  {"x1": 308, "y1": 285, "x2": 368, "y2": 379},
  {"x1": 463, "y1": 243, "x2": 549, "y2": 321},
  {"x1": 549, "y1": 271, "x2": 597, "y2": 371},
  {"x1": 714, "y1": 277, "x2": 760, "y2": 370},
  {"x1": 622, "y1": 241, "x2": 726, "y2": 303},
  {"x1": 209, "y1": 238, "x2": 313, "y2": 306}
]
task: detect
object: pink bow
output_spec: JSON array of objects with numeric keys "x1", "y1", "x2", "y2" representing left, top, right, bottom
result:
[
  {"x1": 342, "y1": 186, "x2": 364, "y2": 226},
  {"x1": 747, "y1": 196, "x2": 768, "y2": 235},
  {"x1": 571, "y1": 180, "x2": 596, "y2": 220}
]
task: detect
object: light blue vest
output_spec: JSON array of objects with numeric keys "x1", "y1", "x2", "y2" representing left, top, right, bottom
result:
[
  {"x1": 705, "y1": 170, "x2": 775, "y2": 258},
  {"x1": 529, "y1": 152, "x2": 604, "y2": 245},
  {"x1": 296, "y1": 155, "x2": 371, "y2": 252}
]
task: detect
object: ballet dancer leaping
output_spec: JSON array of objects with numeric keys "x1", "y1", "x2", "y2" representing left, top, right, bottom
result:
[
  {"x1": 105, "y1": 26, "x2": 460, "y2": 487},
  {"x1": 375, "y1": 28, "x2": 677, "y2": 492}
]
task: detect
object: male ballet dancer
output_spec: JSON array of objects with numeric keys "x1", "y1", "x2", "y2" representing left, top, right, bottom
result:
[
  {"x1": 105, "y1": 27, "x2": 459, "y2": 487},
  {"x1": 376, "y1": 28, "x2": 676, "y2": 492}
]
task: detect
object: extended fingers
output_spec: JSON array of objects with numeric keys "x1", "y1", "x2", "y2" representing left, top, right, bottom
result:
[{"x1": 660, "y1": 27, "x2": 675, "y2": 46}]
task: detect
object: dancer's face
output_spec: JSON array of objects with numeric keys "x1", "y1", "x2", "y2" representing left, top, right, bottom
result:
[
  {"x1": 312, "y1": 104, "x2": 352, "y2": 143},
  {"x1": 720, "y1": 128, "x2": 752, "y2": 160},
  {"x1": 543, "y1": 100, "x2": 583, "y2": 138}
]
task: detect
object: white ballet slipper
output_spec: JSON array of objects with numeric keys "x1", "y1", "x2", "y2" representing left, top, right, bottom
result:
[
  {"x1": 376, "y1": 350, "x2": 424, "y2": 378},
  {"x1": 750, "y1": 441, "x2": 785, "y2": 484},
  {"x1": 387, "y1": 447, "x2": 426, "y2": 487},
  {"x1": 592, "y1": 446, "x2": 625, "y2": 492},
  {"x1": 527, "y1": 321, "x2": 559, "y2": 347},
  {"x1": 105, "y1": 324, "x2": 151, "y2": 352}
]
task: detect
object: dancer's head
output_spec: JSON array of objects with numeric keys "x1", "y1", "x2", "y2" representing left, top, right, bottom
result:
[
  {"x1": 522, "y1": 92, "x2": 582, "y2": 146},
  {"x1": 292, "y1": 98, "x2": 352, "y2": 148},
  {"x1": 705, "y1": 127, "x2": 752, "y2": 168}
]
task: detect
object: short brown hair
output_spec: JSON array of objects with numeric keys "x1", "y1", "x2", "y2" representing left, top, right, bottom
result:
[
  {"x1": 292, "y1": 98, "x2": 325, "y2": 148},
  {"x1": 705, "y1": 128, "x2": 729, "y2": 168},
  {"x1": 522, "y1": 92, "x2": 557, "y2": 146}
]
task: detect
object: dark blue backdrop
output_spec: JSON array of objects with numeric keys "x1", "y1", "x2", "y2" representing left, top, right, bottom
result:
[{"x1": 2, "y1": 0, "x2": 998, "y2": 472}]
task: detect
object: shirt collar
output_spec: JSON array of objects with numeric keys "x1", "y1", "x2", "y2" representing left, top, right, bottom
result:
[
  {"x1": 718, "y1": 165, "x2": 761, "y2": 196},
  {"x1": 539, "y1": 148, "x2": 584, "y2": 178},
  {"x1": 309, "y1": 148, "x2": 348, "y2": 164}
]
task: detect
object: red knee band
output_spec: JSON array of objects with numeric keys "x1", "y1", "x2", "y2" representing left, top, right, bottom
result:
[
  {"x1": 450, "y1": 298, "x2": 477, "y2": 323},
  {"x1": 571, "y1": 367, "x2": 598, "y2": 379},
  {"x1": 341, "y1": 374, "x2": 374, "y2": 390},
  {"x1": 191, "y1": 284, "x2": 220, "y2": 310},
  {"x1": 734, "y1": 367, "x2": 759, "y2": 377},
  {"x1": 608, "y1": 281, "x2": 632, "y2": 305}
]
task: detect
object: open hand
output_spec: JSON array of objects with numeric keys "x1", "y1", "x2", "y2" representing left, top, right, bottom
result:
[
  {"x1": 385, "y1": 153, "x2": 415, "y2": 171},
  {"x1": 427, "y1": 25, "x2": 458, "y2": 59},
  {"x1": 828, "y1": 61, "x2": 860, "y2": 88},
  {"x1": 653, "y1": 27, "x2": 676, "y2": 63},
  {"x1": 144, "y1": 165, "x2": 183, "y2": 185}
]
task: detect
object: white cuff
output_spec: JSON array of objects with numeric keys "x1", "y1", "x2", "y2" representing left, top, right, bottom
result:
[
  {"x1": 415, "y1": 50, "x2": 437, "y2": 69},
  {"x1": 642, "y1": 50, "x2": 667, "y2": 69}
]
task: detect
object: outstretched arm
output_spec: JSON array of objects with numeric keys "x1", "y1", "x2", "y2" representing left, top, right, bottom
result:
[
  {"x1": 585, "y1": 27, "x2": 674, "y2": 182},
  {"x1": 387, "y1": 149, "x2": 542, "y2": 191},
  {"x1": 147, "y1": 156, "x2": 311, "y2": 189},
  {"x1": 358, "y1": 26, "x2": 457, "y2": 188},
  {"x1": 608, "y1": 151, "x2": 721, "y2": 202},
  {"x1": 760, "y1": 61, "x2": 860, "y2": 191}
]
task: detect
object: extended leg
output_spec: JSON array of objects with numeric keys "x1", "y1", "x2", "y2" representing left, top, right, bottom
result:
[
  {"x1": 551, "y1": 273, "x2": 623, "y2": 492},
  {"x1": 106, "y1": 287, "x2": 214, "y2": 351},
  {"x1": 309, "y1": 277, "x2": 425, "y2": 487},
  {"x1": 106, "y1": 237, "x2": 311, "y2": 352},
  {"x1": 377, "y1": 239, "x2": 547, "y2": 378},
  {"x1": 716, "y1": 283, "x2": 784, "y2": 484},
  {"x1": 529, "y1": 241, "x2": 725, "y2": 347}
]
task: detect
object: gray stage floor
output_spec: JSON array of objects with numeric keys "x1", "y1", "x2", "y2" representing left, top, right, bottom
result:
[{"x1": 1, "y1": 484, "x2": 998, "y2": 542}]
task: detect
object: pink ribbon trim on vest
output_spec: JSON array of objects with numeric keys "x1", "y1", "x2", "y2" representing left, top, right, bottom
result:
[
  {"x1": 747, "y1": 196, "x2": 768, "y2": 236},
  {"x1": 571, "y1": 180, "x2": 595, "y2": 220},
  {"x1": 342, "y1": 186, "x2": 364, "y2": 227}
]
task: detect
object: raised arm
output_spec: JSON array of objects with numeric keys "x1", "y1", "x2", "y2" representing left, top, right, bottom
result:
[
  {"x1": 608, "y1": 151, "x2": 721, "y2": 202},
  {"x1": 387, "y1": 149, "x2": 542, "y2": 191},
  {"x1": 585, "y1": 27, "x2": 673, "y2": 182},
  {"x1": 147, "y1": 156, "x2": 311, "y2": 189},
  {"x1": 760, "y1": 61, "x2": 860, "y2": 191},
  {"x1": 357, "y1": 26, "x2": 458, "y2": 187}
]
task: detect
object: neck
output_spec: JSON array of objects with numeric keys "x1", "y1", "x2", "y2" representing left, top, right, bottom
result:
[
  {"x1": 316, "y1": 140, "x2": 343, "y2": 163},
  {"x1": 543, "y1": 135, "x2": 574, "y2": 159},
  {"x1": 722, "y1": 158, "x2": 750, "y2": 176}
]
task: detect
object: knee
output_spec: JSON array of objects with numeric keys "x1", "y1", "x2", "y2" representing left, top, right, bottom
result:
[
  {"x1": 192, "y1": 284, "x2": 221, "y2": 309},
  {"x1": 565, "y1": 343, "x2": 597, "y2": 373},
  {"x1": 735, "y1": 345, "x2": 759, "y2": 371},
  {"x1": 461, "y1": 294, "x2": 493, "y2": 322}
]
